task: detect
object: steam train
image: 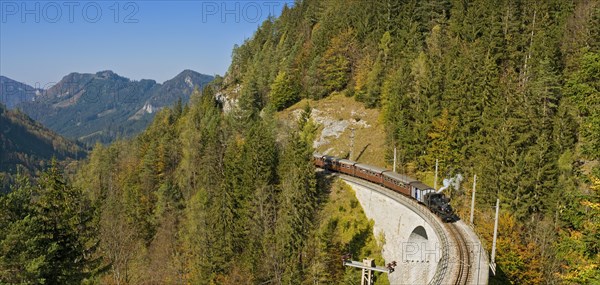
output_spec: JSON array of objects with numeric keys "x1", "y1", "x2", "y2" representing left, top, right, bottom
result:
[{"x1": 313, "y1": 154, "x2": 457, "y2": 222}]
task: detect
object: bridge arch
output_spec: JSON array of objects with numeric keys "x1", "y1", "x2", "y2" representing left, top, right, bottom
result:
[
  {"x1": 342, "y1": 178, "x2": 441, "y2": 284},
  {"x1": 409, "y1": 225, "x2": 428, "y2": 241},
  {"x1": 405, "y1": 225, "x2": 436, "y2": 263}
]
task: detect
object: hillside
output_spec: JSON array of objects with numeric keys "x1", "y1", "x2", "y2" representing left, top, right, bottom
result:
[
  {"x1": 0, "y1": 103, "x2": 85, "y2": 191},
  {"x1": 279, "y1": 93, "x2": 387, "y2": 167},
  {"x1": 217, "y1": 1, "x2": 600, "y2": 284},
  {"x1": 16, "y1": 85, "x2": 388, "y2": 284},
  {"x1": 15, "y1": 70, "x2": 213, "y2": 145}
]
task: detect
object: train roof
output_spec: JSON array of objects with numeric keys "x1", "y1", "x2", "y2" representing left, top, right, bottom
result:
[
  {"x1": 322, "y1": 156, "x2": 357, "y2": 165},
  {"x1": 382, "y1": 171, "x2": 418, "y2": 184},
  {"x1": 323, "y1": 155, "x2": 339, "y2": 161},
  {"x1": 355, "y1": 163, "x2": 387, "y2": 174},
  {"x1": 338, "y1": 159, "x2": 356, "y2": 165},
  {"x1": 409, "y1": 181, "x2": 435, "y2": 191}
]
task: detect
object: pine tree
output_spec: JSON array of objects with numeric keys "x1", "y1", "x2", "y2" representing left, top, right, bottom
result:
[
  {"x1": 0, "y1": 163, "x2": 100, "y2": 284},
  {"x1": 358, "y1": 31, "x2": 392, "y2": 107},
  {"x1": 565, "y1": 51, "x2": 600, "y2": 159},
  {"x1": 275, "y1": 106, "x2": 317, "y2": 282},
  {"x1": 237, "y1": 117, "x2": 279, "y2": 281},
  {"x1": 425, "y1": 109, "x2": 459, "y2": 173},
  {"x1": 269, "y1": 70, "x2": 301, "y2": 110},
  {"x1": 318, "y1": 29, "x2": 354, "y2": 95},
  {"x1": 0, "y1": 174, "x2": 37, "y2": 283},
  {"x1": 381, "y1": 63, "x2": 415, "y2": 170}
]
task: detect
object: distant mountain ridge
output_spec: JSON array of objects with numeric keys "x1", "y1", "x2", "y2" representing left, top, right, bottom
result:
[
  {"x1": 5, "y1": 70, "x2": 213, "y2": 144},
  {"x1": 0, "y1": 76, "x2": 42, "y2": 108},
  {"x1": 0, "y1": 103, "x2": 86, "y2": 191}
]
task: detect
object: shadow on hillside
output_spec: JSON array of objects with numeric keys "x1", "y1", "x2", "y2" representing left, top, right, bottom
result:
[
  {"x1": 316, "y1": 170, "x2": 337, "y2": 206},
  {"x1": 355, "y1": 143, "x2": 371, "y2": 162}
]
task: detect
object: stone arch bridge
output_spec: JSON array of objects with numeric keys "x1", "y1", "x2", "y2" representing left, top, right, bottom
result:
[{"x1": 336, "y1": 174, "x2": 489, "y2": 285}]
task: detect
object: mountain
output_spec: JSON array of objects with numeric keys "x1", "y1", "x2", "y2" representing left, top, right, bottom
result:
[
  {"x1": 0, "y1": 76, "x2": 41, "y2": 108},
  {"x1": 0, "y1": 103, "x2": 86, "y2": 191},
  {"x1": 16, "y1": 70, "x2": 213, "y2": 145}
]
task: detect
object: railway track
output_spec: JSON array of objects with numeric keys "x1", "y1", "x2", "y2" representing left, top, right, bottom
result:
[
  {"x1": 314, "y1": 154, "x2": 487, "y2": 284},
  {"x1": 332, "y1": 172, "x2": 451, "y2": 284},
  {"x1": 330, "y1": 171, "x2": 480, "y2": 284},
  {"x1": 446, "y1": 223, "x2": 471, "y2": 285}
]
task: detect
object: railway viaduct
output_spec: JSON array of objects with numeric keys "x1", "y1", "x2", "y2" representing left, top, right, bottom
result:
[{"x1": 337, "y1": 174, "x2": 489, "y2": 285}]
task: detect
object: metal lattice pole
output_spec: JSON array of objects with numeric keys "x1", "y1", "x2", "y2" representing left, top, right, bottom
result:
[
  {"x1": 349, "y1": 128, "x2": 355, "y2": 160},
  {"x1": 470, "y1": 174, "x2": 477, "y2": 225}
]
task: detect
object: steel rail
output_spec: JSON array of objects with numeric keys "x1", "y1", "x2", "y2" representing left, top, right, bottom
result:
[{"x1": 332, "y1": 173, "x2": 451, "y2": 285}]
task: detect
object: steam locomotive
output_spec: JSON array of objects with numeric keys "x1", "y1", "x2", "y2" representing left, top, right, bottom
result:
[{"x1": 313, "y1": 154, "x2": 457, "y2": 222}]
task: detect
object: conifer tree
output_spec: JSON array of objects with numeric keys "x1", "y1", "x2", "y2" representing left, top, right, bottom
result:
[
  {"x1": 270, "y1": 70, "x2": 301, "y2": 110},
  {"x1": 0, "y1": 163, "x2": 100, "y2": 284},
  {"x1": 275, "y1": 106, "x2": 317, "y2": 282},
  {"x1": 318, "y1": 30, "x2": 354, "y2": 95}
]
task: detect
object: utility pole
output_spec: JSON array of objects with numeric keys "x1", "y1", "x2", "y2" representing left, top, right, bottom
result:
[
  {"x1": 393, "y1": 147, "x2": 397, "y2": 172},
  {"x1": 361, "y1": 259, "x2": 374, "y2": 285},
  {"x1": 342, "y1": 258, "x2": 396, "y2": 285},
  {"x1": 349, "y1": 127, "x2": 355, "y2": 160},
  {"x1": 490, "y1": 198, "x2": 500, "y2": 275},
  {"x1": 434, "y1": 159, "x2": 439, "y2": 190},
  {"x1": 470, "y1": 174, "x2": 477, "y2": 225}
]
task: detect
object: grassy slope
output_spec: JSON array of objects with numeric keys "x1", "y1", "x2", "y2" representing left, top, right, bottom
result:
[
  {"x1": 279, "y1": 93, "x2": 387, "y2": 167},
  {"x1": 279, "y1": 93, "x2": 439, "y2": 185}
]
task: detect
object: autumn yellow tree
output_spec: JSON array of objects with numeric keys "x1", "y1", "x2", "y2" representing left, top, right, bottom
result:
[
  {"x1": 556, "y1": 174, "x2": 600, "y2": 284},
  {"x1": 318, "y1": 29, "x2": 354, "y2": 96}
]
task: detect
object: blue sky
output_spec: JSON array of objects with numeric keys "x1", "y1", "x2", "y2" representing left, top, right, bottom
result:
[{"x1": 0, "y1": 1, "x2": 293, "y2": 87}]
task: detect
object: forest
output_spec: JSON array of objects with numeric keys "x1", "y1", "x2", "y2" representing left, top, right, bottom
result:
[
  {"x1": 220, "y1": 0, "x2": 599, "y2": 283},
  {"x1": 1, "y1": 0, "x2": 599, "y2": 284},
  {"x1": 1, "y1": 88, "x2": 387, "y2": 284}
]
